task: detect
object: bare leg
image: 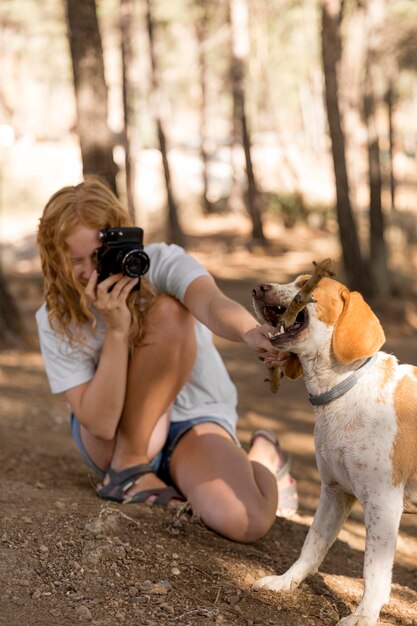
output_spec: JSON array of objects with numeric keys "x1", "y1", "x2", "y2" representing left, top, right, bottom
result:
[
  {"x1": 170, "y1": 423, "x2": 278, "y2": 542},
  {"x1": 248, "y1": 433, "x2": 297, "y2": 517},
  {"x1": 80, "y1": 294, "x2": 196, "y2": 499},
  {"x1": 113, "y1": 294, "x2": 196, "y2": 465}
]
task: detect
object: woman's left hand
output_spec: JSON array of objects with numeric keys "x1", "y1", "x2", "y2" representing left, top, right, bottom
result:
[{"x1": 242, "y1": 325, "x2": 291, "y2": 367}]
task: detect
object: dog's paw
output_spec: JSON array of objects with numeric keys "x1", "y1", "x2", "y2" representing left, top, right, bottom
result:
[
  {"x1": 337, "y1": 615, "x2": 377, "y2": 626},
  {"x1": 252, "y1": 574, "x2": 299, "y2": 593}
]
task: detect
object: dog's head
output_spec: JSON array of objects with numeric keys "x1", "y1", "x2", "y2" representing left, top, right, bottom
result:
[{"x1": 252, "y1": 275, "x2": 385, "y2": 378}]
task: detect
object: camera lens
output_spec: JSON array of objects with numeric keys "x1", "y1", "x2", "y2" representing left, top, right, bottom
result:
[{"x1": 120, "y1": 249, "x2": 150, "y2": 278}]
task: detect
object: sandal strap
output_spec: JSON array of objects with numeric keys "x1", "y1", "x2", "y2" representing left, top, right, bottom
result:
[
  {"x1": 250, "y1": 429, "x2": 292, "y2": 480},
  {"x1": 250, "y1": 428, "x2": 277, "y2": 448},
  {"x1": 275, "y1": 454, "x2": 292, "y2": 481},
  {"x1": 107, "y1": 463, "x2": 154, "y2": 487},
  {"x1": 128, "y1": 486, "x2": 185, "y2": 506},
  {"x1": 98, "y1": 463, "x2": 154, "y2": 501}
]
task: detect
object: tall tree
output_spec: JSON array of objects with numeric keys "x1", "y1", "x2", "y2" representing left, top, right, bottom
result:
[
  {"x1": 145, "y1": 0, "x2": 185, "y2": 246},
  {"x1": 194, "y1": 0, "x2": 212, "y2": 215},
  {"x1": 0, "y1": 267, "x2": 24, "y2": 349},
  {"x1": 120, "y1": 0, "x2": 136, "y2": 221},
  {"x1": 65, "y1": 0, "x2": 118, "y2": 194},
  {"x1": 321, "y1": 0, "x2": 370, "y2": 293},
  {"x1": 362, "y1": 0, "x2": 391, "y2": 295},
  {"x1": 229, "y1": 0, "x2": 266, "y2": 245},
  {"x1": 385, "y1": 78, "x2": 396, "y2": 212}
]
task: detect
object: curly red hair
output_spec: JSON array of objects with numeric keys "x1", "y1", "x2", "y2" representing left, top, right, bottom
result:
[{"x1": 37, "y1": 176, "x2": 155, "y2": 345}]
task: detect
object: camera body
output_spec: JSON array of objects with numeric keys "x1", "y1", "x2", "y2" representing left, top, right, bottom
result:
[{"x1": 96, "y1": 227, "x2": 150, "y2": 290}]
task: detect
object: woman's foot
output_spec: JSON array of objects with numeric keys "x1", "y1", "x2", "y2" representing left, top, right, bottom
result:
[
  {"x1": 123, "y1": 472, "x2": 184, "y2": 508},
  {"x1": 248, "y1": 429, "x2": 298, "y2": 518},
  {"x1": 97, "y1": 463, "x2": 185, "y2": 509}
]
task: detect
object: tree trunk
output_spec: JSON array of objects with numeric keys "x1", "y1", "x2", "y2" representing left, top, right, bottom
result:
[
  {"x1": 321, "y1": 0, "x2": 370, "y2": 293},
  {"x1": 120, "y1": 0, "x2": 136, "y2": 222},
  {"x1": 229, "y1": 0, "x2": 266, "y2": 245},
  {"x1": 385, "y1": 80, "x2": 396, "y2": 212},
  {"x1": 363, "y1": 63, "x2": 390, "y2": 295},
  {"x1": 0, "y1": 268, "x2": 25, "y2": 349},
  {"x1": 65, "y1": 0, "x2": 118, "y2": 194},
  {"x1": 145, "y1": 0, "x2": 185, "y2": 246},
  {"x1": 195, "y1": 7, "x2": 212, "y2": 215},
  {"x1": 363, "y1": 0, "x2": 390, "y2": 296}
]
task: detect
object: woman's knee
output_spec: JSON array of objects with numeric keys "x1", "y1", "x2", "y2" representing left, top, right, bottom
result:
[
  {"x1": 192, "y1": 491, "x2": 275, "y2": 543},
  {"x1": 148, "y1": 295, "x2": 195, "y2": 344}
]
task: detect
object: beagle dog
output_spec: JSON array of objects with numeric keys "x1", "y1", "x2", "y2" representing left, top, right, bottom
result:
[{"x1": 252, "y1": 274, "x2": 416, "y2": 626}]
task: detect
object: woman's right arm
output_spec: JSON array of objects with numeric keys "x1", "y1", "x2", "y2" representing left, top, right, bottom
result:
[{"x1": 64, "y1": 271, "x2": 138, "y2": 441}]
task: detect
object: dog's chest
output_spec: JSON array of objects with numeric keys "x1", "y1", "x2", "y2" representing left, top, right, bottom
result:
[{"x1": 313, "y1": 403, "x2": 397, "y2": 497}]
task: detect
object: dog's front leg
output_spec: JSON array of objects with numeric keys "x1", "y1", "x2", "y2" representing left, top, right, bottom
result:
[
  {"x1": 254, "y1": 484, "x2": 355, "y2": 592},
  {"x1": 337, "y1": 490, "x2": 403, "y2": 626}
]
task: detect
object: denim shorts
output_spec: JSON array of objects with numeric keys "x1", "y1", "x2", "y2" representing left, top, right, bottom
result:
[{"x1": 70, "y1": 414, "x2": 240, "y2": 486}]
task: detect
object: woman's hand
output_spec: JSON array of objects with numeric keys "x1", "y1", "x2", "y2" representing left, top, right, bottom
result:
[
  {"x1": 242, "y1": 325, "x2": 291, "y2": 368},
  {"x1": 84, "y1": 270, "x2": 139, "y2": 336}
]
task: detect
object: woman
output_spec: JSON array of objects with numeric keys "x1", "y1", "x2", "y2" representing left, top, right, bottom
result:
[{"x1": 36, "y1": 177, "x2": 297, "y2": 543}]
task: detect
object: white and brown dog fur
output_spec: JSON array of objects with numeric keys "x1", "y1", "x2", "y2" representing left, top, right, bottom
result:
[{"x1": 252, "y1": 274, "x2": 417, "y2": 626}]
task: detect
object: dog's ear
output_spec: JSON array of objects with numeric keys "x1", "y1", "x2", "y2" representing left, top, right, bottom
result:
[
  {"x1": 284, "y1": 353, "x2": 303, "y2": 380},
  {"x1": 332, "y1": 288, "x2": 385, "y2": 364}
]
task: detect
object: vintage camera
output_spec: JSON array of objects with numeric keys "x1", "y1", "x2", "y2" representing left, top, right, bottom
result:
[{"x1": 96, "y1": 227, "x2": 150, "y2": 290}]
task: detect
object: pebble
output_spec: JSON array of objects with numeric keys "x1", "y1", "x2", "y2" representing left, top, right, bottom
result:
[
  {"x1": 226, "y1": 594, "x2": 240, "y2": 605},
  {"x1": 159, "y1": 580, "x2": 172, "y2": 590},
  {"x1": 171, "y1": 567, "x2": 180, "y2": 576},
  {"x1": 158, "y1": 602, "x2": 175, "y2": 615},
  {"x1": 75, "y1": 605, "x2": 93, "y2": 621},
  {"x1": 32, "y1": 590, "x2": 41, "y2": 599},
  {"x1": 128, "y1": 586, "x2": 138, "y2": 597},
  {"x1": 134, "y1": 595, "x2": 149, "y2": 604},
  {"x1": 150, "y1": 585, "x2": 168, "y2": 595},
  {"x1": 84, "y1": 516, "x2": 121, "y2": 536},
  {"x1": 139, "y1": 580, "x2": 154, "y2": 592},
  {"x1": 244, "y1": 572, "x2": 255, "y2": 585}
]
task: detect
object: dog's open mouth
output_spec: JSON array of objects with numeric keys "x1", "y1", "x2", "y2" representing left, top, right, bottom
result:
[{"x1": 263, "y1": 305, "x2": 309, "y2": 342}]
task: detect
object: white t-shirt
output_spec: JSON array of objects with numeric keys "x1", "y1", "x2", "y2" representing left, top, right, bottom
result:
[{"x1": 36, "y1": 243, "x2": 238, "y2": 428}]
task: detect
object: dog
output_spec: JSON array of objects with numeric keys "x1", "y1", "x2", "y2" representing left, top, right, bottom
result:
[{"x1": 252, "y1": 274, "x2": 417, "y2": 626}]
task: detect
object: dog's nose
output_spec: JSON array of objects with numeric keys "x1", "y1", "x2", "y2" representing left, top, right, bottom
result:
[{"x1": 252, "y1": 284, "x2": 272, "y2": 299}]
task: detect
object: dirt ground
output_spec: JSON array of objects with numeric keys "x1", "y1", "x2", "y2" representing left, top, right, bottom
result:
[{"x1": 2, "y1": 217, "x2": 417, "y2": 626}]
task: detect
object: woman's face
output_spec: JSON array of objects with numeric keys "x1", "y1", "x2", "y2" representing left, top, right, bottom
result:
[{"x1": 65, "y1": 223, "x2": 101, "y2": 286}]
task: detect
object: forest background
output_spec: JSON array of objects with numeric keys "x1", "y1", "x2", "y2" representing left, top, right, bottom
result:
[
  {"x1": 2, "y1": 1, "x2": 417, "y2": 625},
  {"x1": 2, "y1": 0, "x2": 417, "y2": 310}
]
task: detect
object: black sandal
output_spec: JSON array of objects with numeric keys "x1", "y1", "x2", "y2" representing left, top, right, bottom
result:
[{"x1": 97, "y1": 463, "x2": 186, "y2": 507}]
